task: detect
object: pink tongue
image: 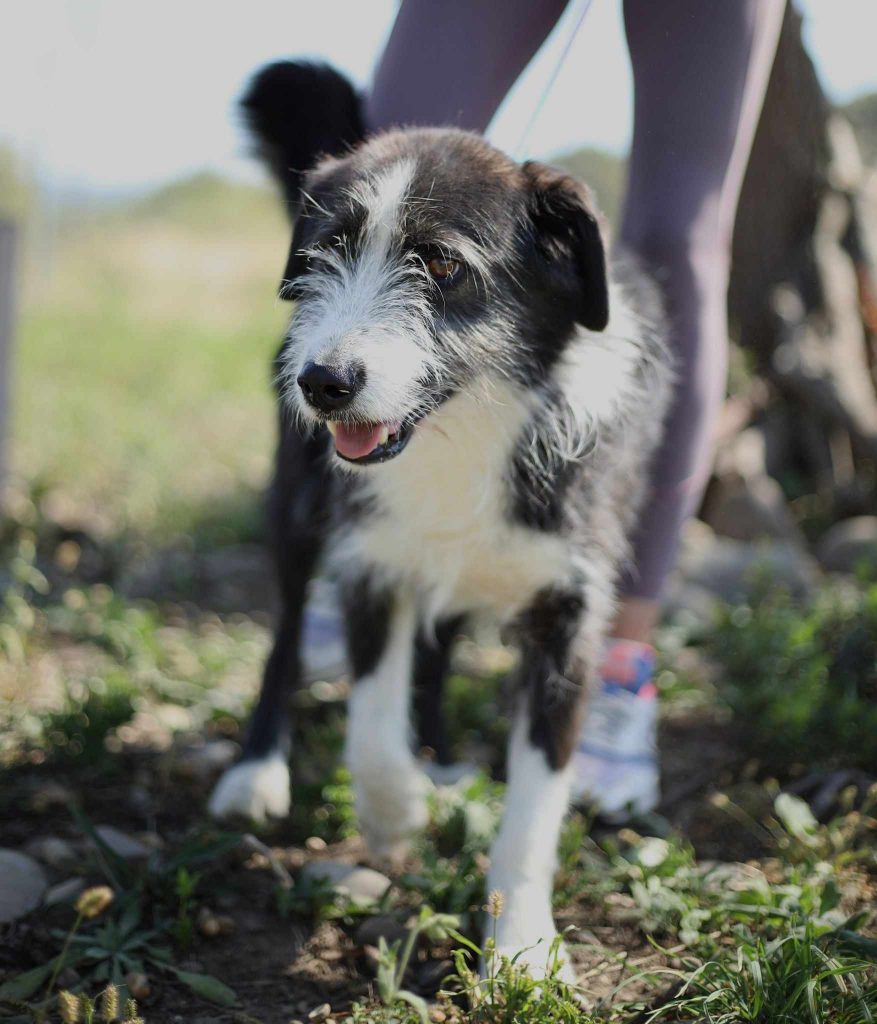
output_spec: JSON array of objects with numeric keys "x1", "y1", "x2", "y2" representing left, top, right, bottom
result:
[{"x1": 333, "y1": 422, "x2": 386, "y2": 460}]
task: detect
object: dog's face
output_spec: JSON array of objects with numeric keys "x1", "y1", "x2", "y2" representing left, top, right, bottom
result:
[{"x1": 280, "y1": 128, "x2": 609, "y2": 466}]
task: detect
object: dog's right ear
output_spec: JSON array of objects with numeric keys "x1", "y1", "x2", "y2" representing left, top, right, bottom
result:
[{"x1": 242, "y1": 62, "x2": 364, "y2": 296}]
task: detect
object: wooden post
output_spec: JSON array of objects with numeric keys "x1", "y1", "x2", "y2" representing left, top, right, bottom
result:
[{"x1": 0, "y1": 218, "x2": 15, "y2": 488}]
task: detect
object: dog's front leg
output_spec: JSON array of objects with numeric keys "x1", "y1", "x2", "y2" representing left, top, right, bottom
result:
[
  {"x1": 209, "y1": 428, "x2": 330, "y2": 823},
  {"x1": 343, "y1": 580, "x2": 431, "y2": 860},
  {"x1": 487, "y1": 587, "x2": 593, "y2": 984}
]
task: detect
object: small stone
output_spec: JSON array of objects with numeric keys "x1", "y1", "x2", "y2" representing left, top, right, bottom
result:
[
  {"x1": 24, "y1": 836, "x2": 79, "y2": 870},
  {"x1": 197, "y1": 907, "x2": 222, "y2": 937},
  {"x1": 125, "y1": 971, "x2": 151, "y2": 1001},
  {"x1": 172, "y1": 739, "x2": 238, "y2": 782},
  {"x1": 94, "y1": 826, "x2": 151, "y2": 860},
  {"x1": 0, "y1": 849, "x2": 48, "y2": 923},
  {"x1": 44, "y1": 877, "x2": 86, "y2": 906},
  {"x1": 704, "y1": 472, "x2": 802, "y2": 543},
  {"x1": 416, "y1": 959, "x2": 454, "y2": 995},
  {"x1": 677, "y1": 521, "x2": 816, "y2": 603},
  {"x1": 29, "y1": 781, "x2": 74, "y2": 813},
  {"x1": 661, "y1": 581, "x2": 721, "y2": 632},
  {"x1": 308, "y1": 1003, "x2": 331, "y2": 1021},
  {"x1": 56, "y1": 967, "x2": 81, "y2": 989},
  {"x1": 215, "y1": 914, "x2": 234, "y2": 935},
  {"x1": 816, "y1": 516, "x2": 877, "y2": 574},
  {"x1": 362, "y1": 944, "x2": 381, "y2": 969},
  {"x1": 305, "y1": 836, "x2": 327, "y2": 852},
  {"x1": 355, "y1": 914, "x2": 409, "y2": 948},
  {"x1": 300, "y1": 861, "x2": 391, "y2": 906}
]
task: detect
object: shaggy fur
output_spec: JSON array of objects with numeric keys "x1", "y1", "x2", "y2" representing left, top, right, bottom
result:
[{"x1": 209, "y1": 62, "x2": 673, "y2": 977}]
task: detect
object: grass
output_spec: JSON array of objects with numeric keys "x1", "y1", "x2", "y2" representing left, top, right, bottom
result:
[
  {"x1": 706, "y1": 581, "x2": 877, "y2": 774},
  {"x1": 647, "y1": 924, "x2": 877, "y2": 1024}
]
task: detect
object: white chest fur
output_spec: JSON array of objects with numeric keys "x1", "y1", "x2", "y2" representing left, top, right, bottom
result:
[{"x1": 330, "y1": 381, "x2": 570, "y2": 623}]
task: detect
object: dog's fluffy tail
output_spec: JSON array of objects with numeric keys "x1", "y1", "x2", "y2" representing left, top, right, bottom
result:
[{"x1": 241, "y1": 61, "x2": 364, "y2": 213}]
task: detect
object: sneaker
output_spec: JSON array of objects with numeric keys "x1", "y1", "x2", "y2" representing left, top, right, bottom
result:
[
  {"x1": 570, "y1": 639, "x2": 659, "y2": 819},
  {"x1": 301, "y1": 577, "x2": 349, "y2": 683}
]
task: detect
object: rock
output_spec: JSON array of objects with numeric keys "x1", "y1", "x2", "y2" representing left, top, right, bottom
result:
[
  {"x1": 94, "y1": 826, "x2": 151, "y2": 860},
  {"x1": 661, "y1": 581, "x2": 722, "y2": 633},
  {"x1": 56, "y1": 967, "x2": 81, "y2": 989},
  {"x1": 355, "y1": 914, "x2": 410, "y2": 948},
  {"x1": 125, "y1": 971, "x2": 151, "y2": 1001},
  {"x1": 704, "y1": 473, "x2": 802, "y2": 543},
  {"x1": 677, "y1": 521, "x2": 817, "y2": 603},
  {"x1": 816, "y1": 516, "x2": 877, "y2": 574},
  {"x1": 24, "y1": 836, "x2": 79, "y2": 870},
  {"x1": 415, "y1": 958, "x2": 455, "y2": 995},
  {"x1": 196, "y1": 906, "x2": 234, "y2": 937},
  {"x1": 299, "y1": 861, "x2": 391, "y2": 906},
  {"x1": 44, "y1": 877, "x2": 86, "y2": 906},
  {"x1": 0, "y1": 849, "x2": 48, "y2": 923},
  {"x1": 308, "y1": 1004, "x2": 332, "y2": 1021},
  {"x1": 28, "y1": 781, "x2": 74, "y2": 813},
  {"x1": 172, "y1": 739, "x2": 238, "y2": 782}
]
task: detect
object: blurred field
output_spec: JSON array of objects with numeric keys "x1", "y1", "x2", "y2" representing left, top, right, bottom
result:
[{"x1": 11, "y1": 173, "x2": 290, "y2": 541}]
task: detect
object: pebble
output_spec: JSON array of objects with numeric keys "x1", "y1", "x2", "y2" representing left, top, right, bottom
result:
[
  {"x1": 125, "y1": 971, "x2": 151, "y2": 1000},
  {"x1": 56, "y1": 967, "x2": 81, "y2": 989},
  {"x1": 308, "y1": 1004, "x2": 331, "y2": 1021},
  {"x1": 28, "y1": 781, "x2": 74, "y2": 813},
  {"x1": 172, "y1": 738, "x2": 238, "y2": 781},
  {"x1": 44, "y1": 877, "x2": 87, "y2": 906},
  {"x1": 0, "y1": 849, "x2": 48, "y2": 923},
  {"x1": 355, "y1": 914, "x2": 410, "y2": 948},
  {"x1": 24, "y1": 836, "x2": 79, "y2": 870},
  {"x1": 416, "y1": 958, "x2": 455, "y2": 994},
  {"x1": 816, "y1": 516, "x2": 877, "y2": 574},
  {"x1": 196, "y1": 906, "x2": 234, "y2": 937},
  {"x1": 94, "y1": 825, "x2": 151, "y2": 860},
  {"x1": 300, "y1": 860, "x2": 391, "y2": 905}
]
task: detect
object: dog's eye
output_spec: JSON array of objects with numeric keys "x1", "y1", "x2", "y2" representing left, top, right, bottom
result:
[{"x1": 426, "y1": 256, "x2": 461, "y2": 283}]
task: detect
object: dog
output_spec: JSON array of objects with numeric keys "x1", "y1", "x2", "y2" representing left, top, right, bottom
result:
[{"x1": 209, "y1": 62, "x2": 673, "y2": 977}]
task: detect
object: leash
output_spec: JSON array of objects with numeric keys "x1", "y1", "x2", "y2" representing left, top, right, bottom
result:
[{"x1": 512, "y1": 0, "x2": 595, "y2": 161}]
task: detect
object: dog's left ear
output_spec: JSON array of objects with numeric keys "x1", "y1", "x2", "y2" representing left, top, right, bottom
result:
[{"x1": 523, "y1": 161, "x2": 609, "y2": 332}]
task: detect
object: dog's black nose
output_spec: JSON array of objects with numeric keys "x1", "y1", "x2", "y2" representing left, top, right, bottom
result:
[{"x1": 297, "y1": 362, "x2": 360, "y2": 413}]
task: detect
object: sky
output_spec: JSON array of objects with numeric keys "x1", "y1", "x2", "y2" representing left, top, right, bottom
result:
[{"x1": 2, "y1": 0, "x2": 877, "y2": 196}]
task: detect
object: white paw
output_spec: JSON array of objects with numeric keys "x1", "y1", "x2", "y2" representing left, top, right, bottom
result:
[
  {"x1": 354, "y1": 760, "x2": 432, "y2": 859},
  {"x1": 208, "y1": 754, "x2": 291, "y2": 822}
]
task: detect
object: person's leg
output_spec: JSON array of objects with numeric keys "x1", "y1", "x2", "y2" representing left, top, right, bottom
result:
[
  {"x1": 573, "y1": 0, "x2": 785, "y2": 816},
  {"x1": 367, "y1": 0, "x2": 569, "y2": 134},
  {"x1": 619, "y1": 0, "x2": 786, "y2": 619}
]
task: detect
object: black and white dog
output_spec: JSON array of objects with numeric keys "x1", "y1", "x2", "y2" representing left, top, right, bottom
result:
[{"x1": 210, "y1": 63, "x2": 672, "y2": 976}]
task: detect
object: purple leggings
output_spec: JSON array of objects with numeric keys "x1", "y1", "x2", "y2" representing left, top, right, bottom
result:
[{"x1": 368, "y1": 0, "x2": 784, "y2": 600}]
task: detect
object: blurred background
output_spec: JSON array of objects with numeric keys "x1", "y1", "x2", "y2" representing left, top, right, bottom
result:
[
  {"x1": 0, "y1": 0, "x2": 875, "y2": 544},
  {"x1": 2, "y1": 3, "x2": 877, "y2": 1020}
]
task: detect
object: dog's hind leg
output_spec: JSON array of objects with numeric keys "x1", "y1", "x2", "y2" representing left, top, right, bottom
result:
[
  {"x1": 343, "y1": 580, "x2": 432, "y2": 860},
  {"x1": 209, "y1": 424, "x2": 331, "y2": 822},
  {"x1": 486, "y1": 585, "x2": 597, "y2": 984}
]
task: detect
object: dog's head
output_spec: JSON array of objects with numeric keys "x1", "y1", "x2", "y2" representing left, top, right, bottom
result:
[{"x1": 246, "y1": 67, "x2": 609, "y2": 467}]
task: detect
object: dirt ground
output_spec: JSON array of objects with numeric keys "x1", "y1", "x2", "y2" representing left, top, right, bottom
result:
[{"x1": 0, "y1": 690, "x2": 743, "y2": 1023}]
